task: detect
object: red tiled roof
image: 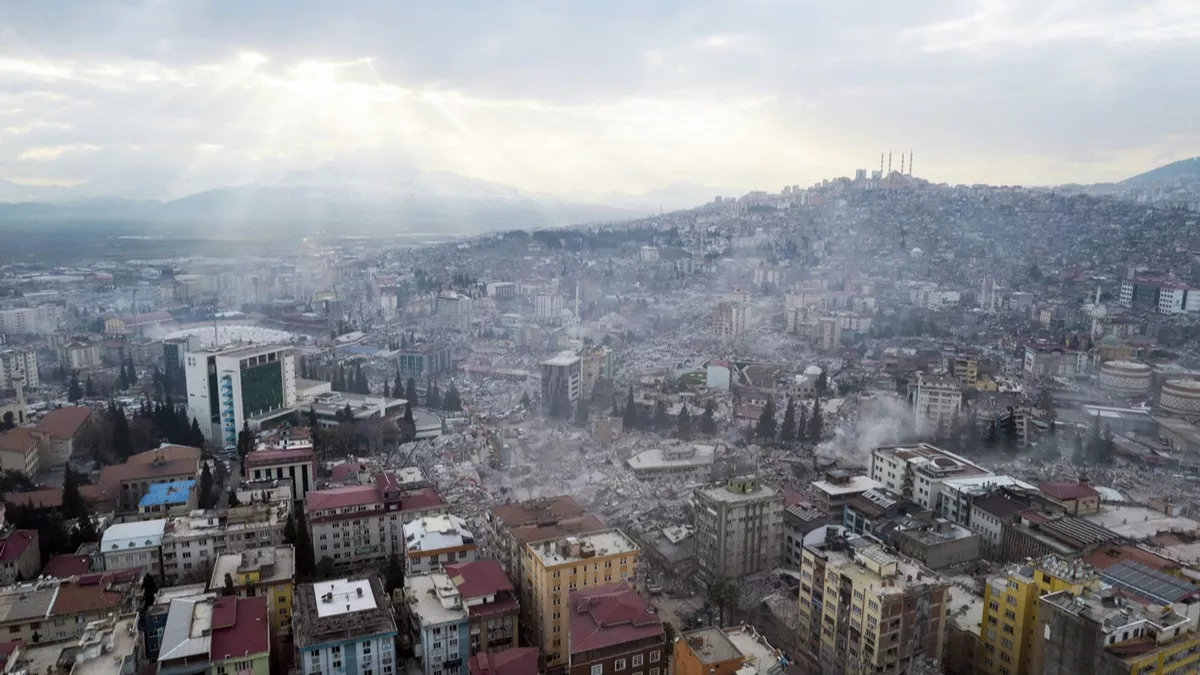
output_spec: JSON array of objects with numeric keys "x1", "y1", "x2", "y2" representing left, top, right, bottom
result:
[
  {"x1": 42, "y1": 554, "x2": 92, "y2": 578},
  {"x1": 306, "y1": 485, "x2": 379, "y2": 512},
  {"x1": 568, "y1": 583, "x2": 663, "y2": 655},
  {"x1": 209, "y1": 596, "x2": 270, "y2": 660},
  {"x1": 0, "y1": 641, "x2": 22, "y2": 667},
  {"x1": 403, "y1": 487, "x2": 446, "y2": 511},
  {"x1": 1083, "y1": 544, "x2": 1180, "y2": 573},
  {"x1": 0, "y1": 530, "x2": 36, "y2": 561},
  {"x1": 445, "y1": 559, "x2": 514, "y2": 599},
  {"x1": 1039, "y1": 481, "x2": 1100, "y2": 501},
  {"x1": 511, "y1": 514, "x2": 605, "y2": 545},
  {"x1": 50, "y1": 571, "x2": 139, "y2": 616},
  {"x1": 35, "y1": 407, "x2": 93, "y2": 440},
  {"x1": 0, "y1": 428, "x2": 39, "y2": 454},
  {"x1": 330, "y1": 461, "x2": 367, "y2": 482},
  {"x1": 469, "y1": 647, "x2": 539, "y2": 675},
  {"x1": 489, "y1": 495, "x2": 588, "y2": 528},
  {"x1": 2, "y1": 489, "x2": 62, "y2": 509},
  {"x1": 128, "y1": 445, "x2": 201, "y2": 465},
  {"x1": 973, "y1": 493, "x2": 1028, "y2": 520},
  {"x1": 244, "y1": 448, "x2": 315, "y2": 469}
]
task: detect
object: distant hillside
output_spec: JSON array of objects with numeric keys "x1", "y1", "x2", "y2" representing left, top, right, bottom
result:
[{"x1": 1124, "y1": 156, "x2": 1200, "y2": 184}]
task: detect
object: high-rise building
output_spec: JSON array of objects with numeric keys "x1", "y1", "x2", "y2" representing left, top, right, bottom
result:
[
  {"x1": 184, "y1": 343, "x2": 297, "y2": 448},
  {"x1": 980, "y1": 276, "x2": 999, "y2": 312},
  {"x1": 694, "y1": 477, "x2": 785, "y2": 584},
  {"x1": 522, "y1": 530, "x2": 639, "y2": 669},
  {"x1": 978, "y1": 555, "x2": 1098, "y2": 675},
  {"x1": 908, "y1": 375, "x2": 963, "y2": 429},
  {"x1": 0, "y1": 347, "x2": 37, "y2": 391},
  {"x1": 162, "y1": 335, "x2": 199, "y2": 394},
  {"x1": 713, "y1": 301, "x2": 752, "y2": 337},
  {"x1": 797, "y1": 535, "x2": 949, "y2": 675},
  {"x1": 540, "y1": 353, "x2": 582, "y2": 416},
  {"x1": 294, "y1": 577, "x2": 398, "y2": 675},
  {"x1": 437, "y1": 291, "x2": 473, "y2": 332}
]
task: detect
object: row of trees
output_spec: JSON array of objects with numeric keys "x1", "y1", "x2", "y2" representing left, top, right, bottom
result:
[
  {"x1": 5, "y1": 469, "x2": 100, "y2": 570},
  {"x1": 616, "y1": 389, "x2": 719, "y2": 438},
  {"x1": 755, "y1": 395, "x2": 825, "y2": 445}
]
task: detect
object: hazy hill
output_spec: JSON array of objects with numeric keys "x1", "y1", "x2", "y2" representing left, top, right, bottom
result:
[{"x1": 1124, "y1": 156, "x2": 1200, "y2": 184}]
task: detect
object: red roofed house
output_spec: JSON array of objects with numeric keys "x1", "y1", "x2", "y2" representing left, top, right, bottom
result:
[
  {"x1": 568, "y1": 584, "x2": 666, "y2": 675},
  {"x1": 34, "y1": 406, "x2": 94, "y2": 468},
  {"x1": 444, "y1": 559, "x2": 520, "y2": 654},
  {"x1": 41, "y1": 553, "x2": 93, "y2": 579},
  {"x1": 0, "y1": 528, "x2": 39, "y2": 584},
  {"x1": 305, "y1": 470, "x2": 447, "y2": 573},
  {"x1": 470, "y1": 647, "x2": 540, "y2": 675},
  {"x1": 1039, "y1": 480, "x2": 1101, "y2": 516},
  {"x1": 158, "y1": 593, "x2": 270, "y2": 675}
]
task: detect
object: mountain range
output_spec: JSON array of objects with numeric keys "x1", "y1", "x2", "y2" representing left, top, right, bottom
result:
[
  {"x1": 1123, "y1": 156, "x2": 1200, "y2": 185},
  {"x1": 0, "y1": 163, "x2": 738, "y2": 235}
]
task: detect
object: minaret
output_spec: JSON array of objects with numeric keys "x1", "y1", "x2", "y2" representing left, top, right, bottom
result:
[
  {"x1": 908, "y1": 151, "x2": 914, "y2": 176},
  {"x1": 888, "y1": 151, "x2": 892, "y2": 174}
]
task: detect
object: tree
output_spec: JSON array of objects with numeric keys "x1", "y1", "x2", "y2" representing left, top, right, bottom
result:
[
  {"x1": 405, "y1": 377, "x2": 417, "y2": 403},
  {"x1": 520, "y1": 392, "x2": 532, "y2": 409},
  {"x1": 223, "y1": 572, "x2": 236, "y2": 596},
  {"x1": 574, "y1": 395, "x2": 590, "y2": 427},
  {"x1": 755, "y1": 397, "x2": 777, "y2": 440},
  {"x1": 316, "y1": 556, "x2": 337, "y2": 580},
  {"x1": 142, "y1": 573, "x2": 158, "y2": 611},
  {"x1": 780, "y1": 398, "x2": 796, "y2": 444},
  {"x1": 283, "y1": 512, "x2": 298, "y2": 546},
  {"x1": 85, "y1": 375, "x2": 96, "y2": 398},
  {"x1": 676, "y1": 405, "x2": 692, "y2": 440},
  {"x1": 294, "y1": 508, "x2": 316, "y2": 579},
  {"x1": 1072, "y1": 430, "x2": 1087, "y2": 466},
  {"x1": 816, "y1": 369, "x2": 828, "y2": 398},
  {"x1": 796, "y1": 402, "x2": 808, "y2": 445},
  {"x1": 623, "y1": 388, "x2": 638, "y2": 429},
  {"x1": 109, "y1": 404, "x2": 133, "y2": 460},
  {"x1": 707, "y1": 578, "x2": 739, "y2": 626},
  {"x1": 385, "y1": 554, "x2": 406, "y2": 594},
  {"x1": 653, "y1": 399, "x2": 670, "y2": 431},
  {"x1": 189, "y1": 418, "x2": 206, "y2": 449},
  {"x1": 1001, "y1": 408, "x2": 1020, "y2": 452},
  {"x1": 807, "y1": 395, "x2": 824, "y2": 444},
  {"x1": 61, "y1": 469, "x2": 87, "y2": 520},
  {"x1": 383, "y1": 380, "x2": 391, "y2": 398},
  {"x1": 443, "y1": 385, "x2": 463, "y2": 412},
  {"x1": 0, "y1": 411, "x2": 14, "y2": 432},
  {"x1": 237, "y1": 421, "x2": 253, "y2": 464},
  {"x1": 700, "y1": 400, "x2": 717, "y2": 435},
  {"x1": 68, "y1": 374, "x2": 83, "y2": 403},
  {"x1": 199, "y1": 462, "x2": 214, "y2": 509},
  {"x1": 426, "y1": 384, "x2": 442, "y2": 410}
]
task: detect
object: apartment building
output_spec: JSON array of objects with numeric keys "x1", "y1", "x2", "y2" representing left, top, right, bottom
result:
[
  {"x1": 1038, "y1": 586, "x2": 1200, "y2": 675},
  {"x1": 244, "y1": 445, "x2": 316, "y2": 501},
  {"x1": 101, "y1": 519, "x2": 167, "y2": 580},
  {"x1": 209, "y1": 544, "x2": 296, "y2": 639},
  {"x1": 102, "y1": 444, "x2": 201, "y2": 512},
  {"x1": 0, "y1": 528, "x2": 39, "y2": 584},
  {"x1": 0, "y1": 347, "x2": 38, "y2": 389},
  {"x1": 294, "y1": 577, "x2": 398, "y2": 675},
  {"x1": 160, "y1": 502, "x2": 289, "y2": 584},
  {"x1": 713, "y1": 301, "x2": 752, "y2": 337},
  {"x1": 0, "y1": 428, "x2": 41, "y2": 478},
  {"x1": 811, "y1": 470, "x2": 882, "y2": 518},
  {"x1": 908, "y1": 374, "x2": 963, "y2": 429},
  {"x1": 674, "y1": 625, "x2": 788, "y2": 675},
  {"x1": 484, "y1": 495, "x2": 606, "y2": 622},
  {"x1": 0, "y1": 570, "x2": 142, "y2": 644},
  {"x1": 157, "y1": 595, "x2": 271, "y2": 675},
  {"x1": 694, "y1": 477, "x2": 785, "y2": 584},
  {"x1": 978, "y1": 556, "x2": 1099, "y2": 675},
  {"x1": 568, "y1": 584, "x2": 666, "y2": 675},
  {"x1": 797, "y1": 536, "x2": 949, "y2": 675},
  {"x1": 404, "y1": 514, "x2": 477, "y2": 575},
  {"x1": 870, "y1": 444, "x2": 991, "y2": 512},
  {"x1": 437, "y1": 291, "x2": 473, "y2": 332},
  {"x1": 404, "y1": 561, "x2": 519, "y2": 675},
  {"x1": 522, "y1": 530, "x2": 640, "y2": 669},
  {"x1": 540, "y1": 353, "x2": 582, "y2": 416},
  {"x1": 305, "y1": 471, "x2": 448, "y2": 573}
]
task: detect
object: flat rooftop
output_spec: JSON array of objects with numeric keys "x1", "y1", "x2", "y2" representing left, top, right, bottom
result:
[
  {"x1": 627, "y1": 444, "x2": 716, "y2": 471},
  {"x1": 681, "y1": 626, "x2": 741, "y2": 665},
  {"x1": 696, "y1": 480, "x2": 782, "y2": 504},
  {"x1": 723, "y1": 626, "x2": 783, "y2": 675},
  {"x1": 314, "y1": 578, "x2": 377, "y2": 618},
  {"x1": 946, "y1": 585, "x2": 984, "y2": 636},
  {"x1": 294, "y1": 577, "x2": 396, "y2": 649},
  {"x1": 812, "y1": 475, "x2": 881, "y2": 497},
  {"x1": 528, "y1": 530, "x2": 638, "y2": 567},
  {"x1": 405, "y1": 572, "x2": 468, "y2": 626},
  {"x1": 1084, "y1": 506, "x2": 1200, "y2": 539}
]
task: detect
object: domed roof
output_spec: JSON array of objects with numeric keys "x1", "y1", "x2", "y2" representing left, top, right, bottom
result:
[{"x1": 1099, "y1": 334, "x2": 1120, "y2": 346}]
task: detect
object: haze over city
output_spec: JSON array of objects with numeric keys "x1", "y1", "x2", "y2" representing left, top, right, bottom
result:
[{"x1": 2, "y1": 0, "x2": 1198, "y2": 200}]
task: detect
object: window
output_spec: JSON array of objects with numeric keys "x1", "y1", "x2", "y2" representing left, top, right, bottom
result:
[
  {"x1": 650, "y1": 651, "x2": 661, "y2": 663},
  {"x1": 591, "y1": 666, "x2": 603, "y2": 675},
  {"x1": 1004, "y1": 610, "x2": 1016, "y2": 621},
  {"x1": 1005, "y1": 596, "x2": 1018, "y2": 606},
  {"x1": 988, "y1": 601, "x2": 1000, "y2": 611},
  {"x1": 615, "y1": 659, "x2": 626, "y2": 671},
  {"x1": 632, "y1": 655, "x2": 644, "y2": 667},
  {"x1": 650, "y1": 670, "x2": 659, "y2": 675}
]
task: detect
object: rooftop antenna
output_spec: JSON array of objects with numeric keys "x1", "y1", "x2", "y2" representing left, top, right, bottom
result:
[{"x1": 888, "y1": 151, "x2": 892, "y2": 175}]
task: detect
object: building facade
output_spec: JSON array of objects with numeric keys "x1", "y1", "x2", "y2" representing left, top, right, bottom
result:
[
  {"x1": 568, "y1": 584, "x2": 666, "y2": 675},
  {"x1": 184, "y1": 343, "x2": 297, "y2": 448},
  {"x1": 294, "y1": 577, "x2": 399, "y2": 675},
  {"x1": 694, "y1": 477, "x2": 784, "y2": 584}
]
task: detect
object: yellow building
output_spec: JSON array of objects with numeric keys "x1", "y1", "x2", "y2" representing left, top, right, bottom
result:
[
  {"x1": 521, "y1": 529, "x2": 639, "y2": 669},
  {"x1": 978, "y1": 556, "x2": 1099, "y2": 675},
  {"x1": 209, "y1": 544, "x2": 295, "y2": 638},
  {"x1": 949, "y1": 354, "x2": 979, "y2": 387},
  {"x1": 797, "y1": 536, "x2": 949, "y2": 675}
]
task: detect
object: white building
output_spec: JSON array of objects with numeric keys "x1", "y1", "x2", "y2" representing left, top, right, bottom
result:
[
  {"x1": 535, "y1": 294, "x2": 566, "y2": 321},
  {"x1": 295, "y1": 578, "x2": 398, "y2": 675},
  {"x1": 184, "y1": 343, "x2": 297, "y2": 449},
  {"x1": 436, "y1": 292, "x2": 472, "y2": 332},
  {"x1": 539, "y1": 353, "x2": 582, "y2": 414},
  {"x1": 101, "y1": 519, "x2": 167, "y2": 579},
  {"x1": 640, "y1": 246, "x2": 660, "y2": 262},
  {"x1": 626, "y1": 443, "x2": 717, "y2": 482},
  {"x1": 402, "y1": 514, "x2": 477, "y2": 575},
  {"x1": 0, "y1": 348, "x2": 38, "y2": 389},
  {"x1": 0, "y1": 305, "x2": 62, "y2": 335},
  {"x1": 869, "y1": 443, "x2": 992, "y2": 511},
  {"x1": 909, "y1": 374, "x2": 962, "y2": 428},
  {"x1": 713, "y1": 301, "x2": 752, "y2": 337},
  {"x1": 979, "y1": 276, "x2": 999, "y2": 312}
]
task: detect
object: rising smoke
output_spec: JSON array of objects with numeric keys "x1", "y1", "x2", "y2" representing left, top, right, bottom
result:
[{"x1": 815, "y1": 394, "x2": 929, "y2": 469}]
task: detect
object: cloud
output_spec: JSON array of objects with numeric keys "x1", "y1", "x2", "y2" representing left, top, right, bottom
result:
[{"x1": 0, "y1": 0, "x2": 1196, "y2": 196}]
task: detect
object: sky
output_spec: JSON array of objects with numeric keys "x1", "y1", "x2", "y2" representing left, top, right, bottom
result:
[{"x1": 0, "y1": 0, "x2": 1198, "y2": 199}]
